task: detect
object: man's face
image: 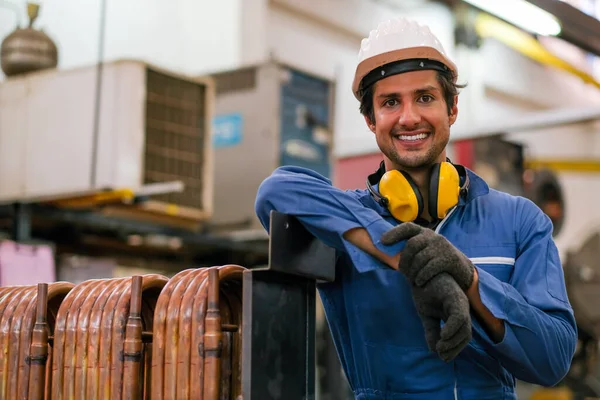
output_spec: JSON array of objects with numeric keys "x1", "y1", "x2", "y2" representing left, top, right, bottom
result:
[{"x1": 366, "y1": 70, "x2": 458, "y2": 170}]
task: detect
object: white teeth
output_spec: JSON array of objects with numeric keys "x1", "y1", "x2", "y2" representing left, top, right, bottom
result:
[{"x1": 396, "y1": 133, "x2": 428, "y2": 141}]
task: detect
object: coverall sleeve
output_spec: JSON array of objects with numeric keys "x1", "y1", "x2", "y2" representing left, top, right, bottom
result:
[
  {"x1": 471, "y1": 197, "x2": 577, "y2": 387},
  {"x1": 254, "y1": 166, "x2": 405, "y2": 272}
]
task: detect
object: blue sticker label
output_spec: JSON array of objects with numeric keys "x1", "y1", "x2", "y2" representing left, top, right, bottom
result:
[{"x1": 213, "y1": 113, "x2": 243, "y2": 148}]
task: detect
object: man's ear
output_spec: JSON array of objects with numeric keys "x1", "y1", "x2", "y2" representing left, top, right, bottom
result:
[
  {"x1": 363, "y1": 114, "x2": 376, "y2": 133},
  {"x1": 449, "y1": 95, "x2": 459, "y2": 126}
]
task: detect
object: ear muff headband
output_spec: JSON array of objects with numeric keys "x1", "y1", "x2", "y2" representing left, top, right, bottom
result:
[{"x1": 428, "y1": 163, "x2": 441, "y2": 219}]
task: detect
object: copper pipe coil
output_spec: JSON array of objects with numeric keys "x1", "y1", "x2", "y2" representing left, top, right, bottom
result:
[
  {"x1": 0, "y1": 264, "x2": 245, "y2": 399},
  {"x1": 0, "y1": 282, "x2": 74, "y2": 400},
  {"x1": 150, "y1": 265, "x2": 244, "y2": 400},
  {"x1": 50, "y1": 274, "x2": 168, "y2": 400}
]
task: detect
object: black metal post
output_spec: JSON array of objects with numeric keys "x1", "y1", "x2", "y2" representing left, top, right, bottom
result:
[
  {"x1": 12, "y1": 202, "x2": 32, "y2": 242},
  {"x1": 242, "y1": 211, "x2": 336, "y2": 400}
]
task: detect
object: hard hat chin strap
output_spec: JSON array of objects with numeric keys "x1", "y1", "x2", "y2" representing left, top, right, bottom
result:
[{"x1": 359, "y1": 58, "x2": 451, "y2": 95}]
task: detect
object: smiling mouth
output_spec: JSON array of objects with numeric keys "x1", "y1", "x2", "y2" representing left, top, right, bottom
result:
[{"x1": 393, "y1": 133, "x2": 430, "y2": 141}]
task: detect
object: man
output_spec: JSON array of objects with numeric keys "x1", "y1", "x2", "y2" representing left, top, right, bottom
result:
[{"x1": 254, "y1": 17, "x2": 577, "y2": 400}]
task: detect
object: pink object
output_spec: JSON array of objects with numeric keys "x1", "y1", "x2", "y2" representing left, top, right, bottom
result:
[
  {"x1": 334, "y1": 152, "x2": 383, "y2": 191},
  {"x1": 0, "y1": 240, "x2": 56, "y2": 286}
]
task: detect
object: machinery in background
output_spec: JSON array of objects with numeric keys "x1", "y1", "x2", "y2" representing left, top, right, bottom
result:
[
  {"x1": 0, "y1": 59, "x2": 214, "y2": 216},
  {"x1": 562, "y1": 233, "x2": 600, "y2": 399},
  {"x1": 209, "y1": 61, "x2": 334, "y2": 234},
  {"x1": 0, "y1": 59, "x2": 223, "y2": 270},
  {"x1": 523, "y1": 168, "x2": 566, "y2": 237}
]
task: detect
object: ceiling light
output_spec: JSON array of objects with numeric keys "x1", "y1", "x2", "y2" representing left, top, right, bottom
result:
[{"x1": 463, "y1": 0, "x2": 562, "y2": 36}]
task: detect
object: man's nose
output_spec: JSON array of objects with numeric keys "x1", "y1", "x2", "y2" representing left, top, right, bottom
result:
[{"x1": 398, "y1": 103, "x2": 421, "y2": 128}]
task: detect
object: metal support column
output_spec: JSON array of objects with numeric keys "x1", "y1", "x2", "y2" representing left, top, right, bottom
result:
[
  {"x1": 242, "y1": 211, "x2": 336, "y2": 400},
  {"x1": 12, "y1": 203, "x2": 32, "y2": 242}
]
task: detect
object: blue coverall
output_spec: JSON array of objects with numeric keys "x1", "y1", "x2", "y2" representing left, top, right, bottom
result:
[{"x1": 254, "y1": 165, "x2": 578, "y2": 400}]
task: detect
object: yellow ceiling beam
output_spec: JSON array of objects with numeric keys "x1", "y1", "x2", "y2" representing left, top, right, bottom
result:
[{"x1": 474, "y1": 13, "x2": 600, "y2": 90}]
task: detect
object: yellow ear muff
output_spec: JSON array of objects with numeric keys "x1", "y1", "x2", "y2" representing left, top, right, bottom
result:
[
  {"x1": 428, "y1": 162, "x2": 461, "y2": 219},
  {"x1": 379, "y1": 170, "x2": 423, "y2": 222}
]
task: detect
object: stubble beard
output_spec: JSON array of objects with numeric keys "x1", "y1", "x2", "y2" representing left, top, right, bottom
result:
[{"x1": 384, "y1": 135, "x2": 448, "y2": 171}]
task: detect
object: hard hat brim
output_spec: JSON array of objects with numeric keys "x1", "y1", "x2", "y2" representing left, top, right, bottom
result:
[{"x1": 352, "y1": 46, "x2": 458, "y2": 100}]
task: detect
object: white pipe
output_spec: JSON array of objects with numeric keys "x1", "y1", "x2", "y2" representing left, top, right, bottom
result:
[{"x1": 451, "y1": 107, "x2": 600, "y2": 142}]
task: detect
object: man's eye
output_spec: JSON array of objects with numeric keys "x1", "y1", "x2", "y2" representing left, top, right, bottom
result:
[
  {"x1": 384, "y1": 99, "x2": 398, "y2": 107},
  {"x1": 419, "y1": 95, "x2": 434, "y2": 103}
]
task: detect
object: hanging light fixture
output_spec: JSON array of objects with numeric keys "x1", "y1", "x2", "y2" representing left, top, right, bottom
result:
[{"x1": 462, "y1": 0, "x2": 562, "y2": 36}]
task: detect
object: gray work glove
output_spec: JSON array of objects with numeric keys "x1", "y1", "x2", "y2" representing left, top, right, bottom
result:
[
  {"x1": 412, "y1": 272, "x2": 472, "y2": 362},
  {"x1": 381, "y1": 222, "x2": 475, "y2": 291}
]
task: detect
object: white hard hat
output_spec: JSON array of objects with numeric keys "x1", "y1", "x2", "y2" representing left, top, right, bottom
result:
[{"x1": 352, "y1": 17, "x2": 457, "y2": 100}]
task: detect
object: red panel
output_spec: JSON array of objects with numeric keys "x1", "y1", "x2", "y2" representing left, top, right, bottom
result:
[
  {"x1": 453, "y1": 139, "x2": 474, "y2": 170},
  {"x1": 333, "y1": 153, "x2": 383, "y2": 190}
]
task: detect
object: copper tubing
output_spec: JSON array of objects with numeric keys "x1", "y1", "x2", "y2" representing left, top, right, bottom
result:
[
  {"x1": 218, "y1": 274, "x2": 244, "y2": 399},
  {"x1": 123, "y1": 275, "x2": 143, "y2": 400},
  {"x1": 28, "y1": 283, "x2": 49, "y2": 400},
  {"x1": 1, "y1": 264, "x2": 245, "y2": 399},
  {"x1": 51, "y1": 274, "x2": 168, "y2": 400},
  {"x1": 150, "y1": 265, "x2": 245, "y2": 400},
  {"x1": 0, "y1": 286, "x2": 35, "y2": 398},
  {"x1": 0, "y1": 281, "x2": 74, "y2": 400},
  {"x1": 204, "y1": 269, "x2": 222, "y2": 400},
  {"x1": 153, "y1": 268, "x2": 208, "y2": 400}
]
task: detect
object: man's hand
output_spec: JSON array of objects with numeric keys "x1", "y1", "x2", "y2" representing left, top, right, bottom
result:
[
  {"x1": 381, "y1": 222, "x2": 475, "y2": 291},
  {"x1": 412, "y1": 273, "x2": 472, "y2": 361}
]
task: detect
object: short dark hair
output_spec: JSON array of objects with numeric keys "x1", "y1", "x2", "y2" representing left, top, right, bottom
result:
[{"x1": 359, "y1": 70, "x2": 467, "y2": 125}]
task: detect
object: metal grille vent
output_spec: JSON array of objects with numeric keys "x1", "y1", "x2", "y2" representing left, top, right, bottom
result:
[
  {"x1": 213, "y1": 66, "x2": 257, "y2": 95},
  {"x1": 144, "y1": 69, "x2": 206, "y2": 209}
]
